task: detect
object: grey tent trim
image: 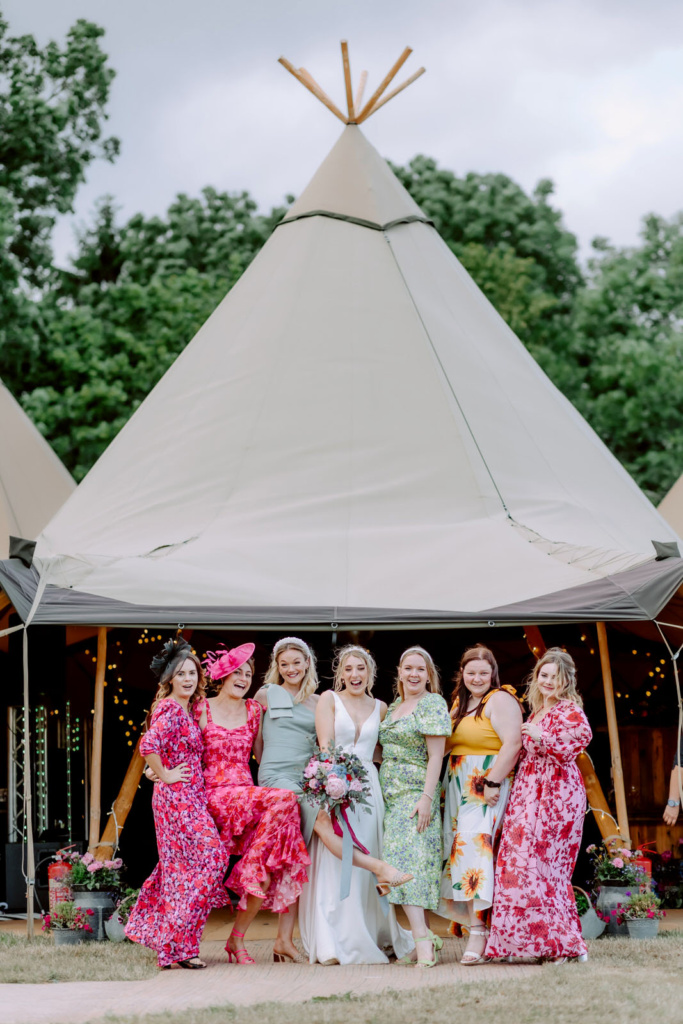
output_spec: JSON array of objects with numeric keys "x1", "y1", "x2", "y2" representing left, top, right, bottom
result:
[
  {"x1": 276, "y1": 210, "x2": 435, "y2": 233},
  {"x1": 1, "y1": 556, "x2": 682, "y2": 630}
]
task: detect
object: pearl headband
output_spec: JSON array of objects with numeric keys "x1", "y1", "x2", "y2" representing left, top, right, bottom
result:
[{"x1": 273, "y1": 636, "x2": 311, "y2": 659}]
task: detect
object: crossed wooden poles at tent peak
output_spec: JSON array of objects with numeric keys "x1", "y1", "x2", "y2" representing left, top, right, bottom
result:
[{"x1": 279, "y1": 41, "x2": 425, "y2": 125}]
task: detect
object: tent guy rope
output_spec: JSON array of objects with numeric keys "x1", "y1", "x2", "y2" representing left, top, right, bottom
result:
[{"x1": 278, "y1": 40, "x2": 425, "y2": 124}]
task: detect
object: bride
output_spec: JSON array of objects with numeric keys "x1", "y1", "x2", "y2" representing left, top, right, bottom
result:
[{"x1": 298, "y1": 646, "x2": 414, "y2": 964}]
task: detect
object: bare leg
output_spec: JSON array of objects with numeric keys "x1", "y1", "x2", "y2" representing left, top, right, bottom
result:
[
  {"x1": 313, "y1": 811, "x2": 413, "y2": 888},
  {"x1": 273, "y1": 898, "x2": 301, "y2": 960},
  {"x1": 461, "y1": 903, "x2": 487, "y2": 963},
  {"x1": 403, "y1": 904, "x2": 433, "y2": 964},
  {"x1": 227, "y1": 877, "x2": 270, "y2": 962}
]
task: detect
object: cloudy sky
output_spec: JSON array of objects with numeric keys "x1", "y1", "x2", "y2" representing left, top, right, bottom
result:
[{"x1": 6, "y1": 0, "x2": 683, "y2": 263}]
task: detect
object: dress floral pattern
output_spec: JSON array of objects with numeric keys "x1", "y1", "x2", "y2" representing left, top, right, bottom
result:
[
  {"x1": 125, "y1": 698, "x2": 229, "y2": 967},
  {"x1": 486, "y1": 700, "x2": 592, "y2": 960},
  {"x1": 439, "y1": 752, "x2": 513, "y2": 922},
  {"x1": 378, "y1": 692, "x2": 452, "y2": 910},
  {"x1": 203, "y1": 698, "x2": 310, "y2": 912}
]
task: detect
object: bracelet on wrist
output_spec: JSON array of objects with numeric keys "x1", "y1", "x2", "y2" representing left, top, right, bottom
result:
[
  {"x1": 483, "y1": 779, "x2": 502, "y2": 789},
  {"x1": 421, "y1": 791, "x2": 433, "y2": 800}
]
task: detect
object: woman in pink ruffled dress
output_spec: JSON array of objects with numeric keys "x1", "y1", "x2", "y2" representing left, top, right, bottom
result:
[
  {"x1": 486, "y1": 648, "x2": 592, "y2": 963},
  {"x1": 199, "y1": 643, "x2": 310, "y2": 964}
]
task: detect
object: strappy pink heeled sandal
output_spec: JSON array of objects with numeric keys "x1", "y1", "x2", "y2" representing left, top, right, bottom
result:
[{"x1": 225, "y1": 929, "x2": 255, "y2": 964}]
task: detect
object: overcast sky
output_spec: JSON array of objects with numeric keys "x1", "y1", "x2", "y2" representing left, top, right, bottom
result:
[{"x1": 6, "y1": 0, "x2": 683, "y2": 264}]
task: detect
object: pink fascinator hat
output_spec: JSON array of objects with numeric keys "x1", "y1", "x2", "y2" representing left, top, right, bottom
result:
[{"x1": 203, "y1": 643, "x2": 255, "y2": 681}]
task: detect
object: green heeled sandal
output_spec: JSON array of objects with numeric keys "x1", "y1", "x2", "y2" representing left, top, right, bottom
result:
[{"x1": 414, "y1": 935, "x2": 440, "y2": 969}]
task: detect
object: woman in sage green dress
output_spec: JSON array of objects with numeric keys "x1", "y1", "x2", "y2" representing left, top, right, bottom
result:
[
  {"x1": 379, "y1": 646, "x2": 452, "y2": 968},
  {"x1": 255, "y1": 637, "x2": 412, "y2": 964}
]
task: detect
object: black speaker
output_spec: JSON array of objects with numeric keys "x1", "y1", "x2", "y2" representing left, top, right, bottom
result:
[{"x1": 4, "y1": 842, "x2": 65, "y2": 912}]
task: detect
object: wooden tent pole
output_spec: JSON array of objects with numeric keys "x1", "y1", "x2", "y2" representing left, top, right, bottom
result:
[
  {"x1": 354, "y1": 70, "x2": 368, "y2": 113},
  {"x1": 357, "y1": 67, "x2": 426, "y2": 122},
  {"x1": 94, "y1": 742, "x2": 145, "y2": 860},
  {"x1": 277, "y1": 58, "x2": 348, "y2": 123},
  {"x1": 356, "y1": 46, "x2": 413, "y2": 122},
  {"x1": 341, "y1": 40, "x2": 355, "y2": 120},
  {"x1": 596, "y1": 621, "x2": 631, "y2": 843},
  {"x1": 23, "y1": 629, "x2": 35, "y2": 940},
  {"x1": 88, "y1": 627, "x2": 107, "y2": 852}
]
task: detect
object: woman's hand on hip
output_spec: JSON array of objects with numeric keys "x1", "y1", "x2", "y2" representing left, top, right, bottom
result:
[
  {"x1": 410, "y1": 793, "x2": 433, "y2": 833},
  {"x1": 163, "y1": 762, "x2": 192, "y2": 785}
]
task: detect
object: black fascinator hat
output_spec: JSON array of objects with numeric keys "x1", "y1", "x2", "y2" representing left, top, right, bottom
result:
[{"x1": 150, "y1": 628, "x2": 192, "y2": 679}]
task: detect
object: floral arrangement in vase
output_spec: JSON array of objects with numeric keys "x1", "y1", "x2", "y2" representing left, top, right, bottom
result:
[
  {"x1": 66, "y1": 851, "x2": 123, "y2": 892},
  {"x1": 586, "y1": 843, "x2": 648, "y2": 887},
  {"x1": 41, "y1": 901, "x2": 95, "y2": 933}
]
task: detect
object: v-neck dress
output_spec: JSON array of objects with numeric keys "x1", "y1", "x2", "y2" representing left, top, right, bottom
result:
[
  {"x1": 125, "y1": 698, "x2": 228, "y2": 967},
  {"x1": 485, "y1": 699, "x2": 592, "y2": 959},
  {"x1": 202, "y1": 698, "x2": 310, "y2": 913},
  {"x1": 378, "y1": 692, "x2": 452, "y2": 910},
  {"x1": 298, "y1": 693, "x2": 414, "y2": 964}
]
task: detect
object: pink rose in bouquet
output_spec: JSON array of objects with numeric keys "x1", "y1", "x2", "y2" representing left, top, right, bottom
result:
[{"x1": 325, "y1": 775, "x2": 347, "y2": 799}]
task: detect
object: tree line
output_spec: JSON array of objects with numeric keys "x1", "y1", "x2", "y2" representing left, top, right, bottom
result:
[{"x1": 2, "y1": 13, "x2": 682, "y2": 501}]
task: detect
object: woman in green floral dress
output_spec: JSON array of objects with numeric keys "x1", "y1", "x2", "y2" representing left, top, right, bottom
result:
[{"x1": 378, "y1": 647, "x2": 452, "y2": 968}]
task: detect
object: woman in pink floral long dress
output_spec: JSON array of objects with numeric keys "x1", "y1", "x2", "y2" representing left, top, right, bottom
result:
[
  {"x1": 126, "y1": 635, "x2": 228, "y2": 969},
  {"x1": 200, "y1": 644, "x2": 310, "y2": 964},
  {"x1": 486, "y1": 648, "x2": 592, "y2": 963}
]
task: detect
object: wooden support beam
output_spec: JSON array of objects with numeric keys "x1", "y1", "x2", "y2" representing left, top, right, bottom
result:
[
  {"x1": 596, "y1": 621, "x2": 631, "y2": 844},
  {"x1": 354, "y1": 70, "x2": 368, "y2": 113},
  {"x1": 577, "y1": 752, "x2": 622, "y2": 851},
  {"x1": 356, "y1": 46, "x2": 412, "y2": 122},
  {"x1": 523, "y1": 625, "x2": 547, "y2": 659},
  {"x1": 94, "y1": 742, "x2": 145, "y2": 860},
  {"x1": 341, "y1": 40, "x2": 355, "y2": 121},
  {"x1": 278, "y1": 57, "x2": 348, "y2": 123},
  {"x1": 88, "y1": 627, "x2": 107, "y2": 852},
  {"x1": 357, "y1": 67, "x2": 426, "y2": 122}
]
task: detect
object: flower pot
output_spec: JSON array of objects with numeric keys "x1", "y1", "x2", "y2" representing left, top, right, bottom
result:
[
  {"x1": 579, "y1": 906, "x2": 606, "y2": 940},
  {"x1": 72, "y1": 889, "x2": 115, "y2": 942},
  {"x1": 596, "y1": 884, "x2": 631, "y2": 936},
  {"x1": 104, "y1": 913, "x2": 127, "y2": 943},
  {"x1": 626, "y1": 918, "x2": 660, "y2": 940},
  {"x1": 53, "y1": 929, "x2": 84, "y2": 946}
]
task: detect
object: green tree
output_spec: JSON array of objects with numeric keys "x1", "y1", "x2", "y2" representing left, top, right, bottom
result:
[
  {"x1": 562, "y1": 214, "x2": 683, "y2": 502},
  {"x1": 0, "y1": 13, "x2": 118, "y2": 390}
]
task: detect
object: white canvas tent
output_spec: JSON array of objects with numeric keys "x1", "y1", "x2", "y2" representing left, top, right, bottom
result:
[
  {"x1": 0, "y1": 379, "x2": 75, "y2": 560},
  {"x1": 659, "y1": 476, "x2": 683, "y2": 540},
  {"x1": 1, "y1": 121, "x2": 682, "y2": 627}
]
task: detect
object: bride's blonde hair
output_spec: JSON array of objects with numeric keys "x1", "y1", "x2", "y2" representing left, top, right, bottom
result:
[
  {"x1": 262, "y1": 637, "x2": 319, "y2": 704},
  {"x1": 332, "y1": 645, "x2": 377, "y2": 695}
]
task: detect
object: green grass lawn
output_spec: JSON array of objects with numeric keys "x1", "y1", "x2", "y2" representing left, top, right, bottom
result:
[{"x1": 0, "y1": 932, "x2": 157, "y2": 984}]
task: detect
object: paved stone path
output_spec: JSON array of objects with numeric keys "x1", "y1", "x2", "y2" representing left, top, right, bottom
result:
[{"x1": 0, "y1": 937, "x2": 539, "y2": 1024}]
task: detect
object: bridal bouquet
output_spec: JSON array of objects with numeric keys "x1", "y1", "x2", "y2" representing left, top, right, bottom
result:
[{"x1": 302, "y1": 745, "x2": 372, "y2": 818}]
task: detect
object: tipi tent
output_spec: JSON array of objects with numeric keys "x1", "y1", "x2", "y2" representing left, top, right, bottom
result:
[
  {"x1": 658, "y1": 476, "x2": 683, "y2": 540},
  {"x1": 1, "y1": 52, "x2": 682, "y2": 628},
  {"x1": 0, "y1": 379, "x2": 75, "y2": 561}
]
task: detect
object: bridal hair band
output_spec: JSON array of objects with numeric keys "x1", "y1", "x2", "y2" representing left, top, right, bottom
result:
[{"x1": 273, "y1": 636, "x2": 311, "y2": 658}]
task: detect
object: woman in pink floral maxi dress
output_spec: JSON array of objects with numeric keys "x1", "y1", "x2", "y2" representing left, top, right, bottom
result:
[
  {"x1": 486, "y1": 648, "x2": 592, "y2": 962},
  {"x1": 126, "y1": 637, "x2": 228, "y2": 968}
]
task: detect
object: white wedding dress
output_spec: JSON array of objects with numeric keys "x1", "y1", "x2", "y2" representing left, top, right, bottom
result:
[{"x1": 299, "y1": 693, "x2": 414, "y2": 964}]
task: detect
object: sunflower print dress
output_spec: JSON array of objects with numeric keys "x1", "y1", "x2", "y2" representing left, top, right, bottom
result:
[
  {"x1": 379, "y1": 692, "x2": 452, "y2": 911},
  {"x1": 438, "y1": 686, "x2": 520, "y2": 925}
]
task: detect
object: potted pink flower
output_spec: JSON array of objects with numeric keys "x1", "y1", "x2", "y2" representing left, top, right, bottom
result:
[
  {"x1": 66, "y1": 852, "x2": 124, "y2": 941},
  {"x1": 617, "y1": 891, "x2": 665, "y2": 939},
  {"x1": 41, "y1": 901, "x2": 95, "y2": 945},
  {"x1": 587, "y1": 844, "x2": 647, "y2": 936}
]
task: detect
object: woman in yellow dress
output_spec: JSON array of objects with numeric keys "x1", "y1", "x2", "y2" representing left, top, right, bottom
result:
[{"x1": 438, "y1": 645, "x2": 523, "y2": 964}]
